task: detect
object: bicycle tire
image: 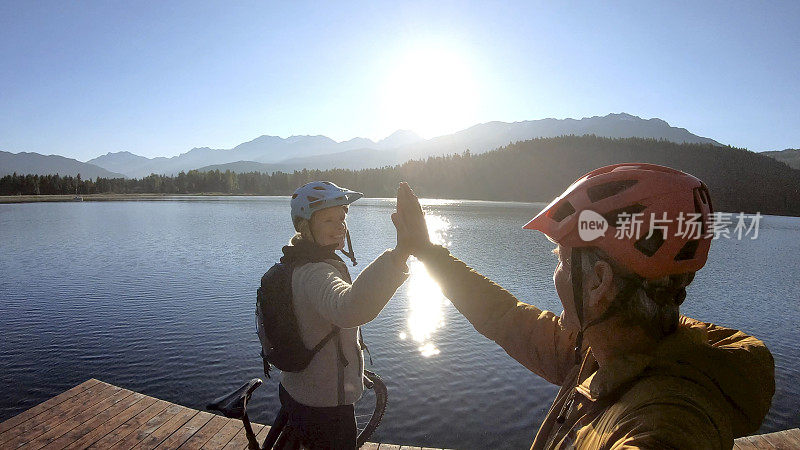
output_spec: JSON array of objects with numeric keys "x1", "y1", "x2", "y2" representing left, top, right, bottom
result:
[
  {"x1": 247, "y1": 369, "x2": 387, "y2": 449},
  {"x1": 356, "y1": 369, "x2": 388, "y2": 448}
]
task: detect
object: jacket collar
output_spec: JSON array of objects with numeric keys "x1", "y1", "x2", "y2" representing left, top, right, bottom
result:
[
  {"x1": 575, "y1": 324, "x2": 708, "y2": 402},
  {"x1": 280, "y1": 240, "x2": 343, "y2": 266}
]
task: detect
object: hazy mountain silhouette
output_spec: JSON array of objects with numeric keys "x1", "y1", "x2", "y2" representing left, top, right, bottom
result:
[
  {"x1": 87, "y1": 151, "x2": 169, "y2": 176},
  {"x1": 762, "y1": 148, "x2": 800, "y2": 169},
  {"x1": 86, "y1": 134, "x2": 409, "y2": 178},
  {"x1": 195, "y1": 160, "x2": 285, "y2": 173},
  {"x1": 10, "y1": 136, "x2": 797, "y2": 217},
  {"x1": 0, "y1": 151, "x2": 124, "y2": 179},
  {"x1": 400, "y1": 113, "x2": 720, "y2": 160},
  {"x1": 8, "y1": 113, "x2": 721, "y2": 178},
  {"x1": 248, "y1": 113, "x2": 723, "y2": 172},
  {"x1": 376, "y1": 129, "x2": 424, "y2": 149}
]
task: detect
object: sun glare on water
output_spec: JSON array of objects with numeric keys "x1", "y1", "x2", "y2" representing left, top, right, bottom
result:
[
  {"x1": 400, "y1": 213, "x2": 451, "y2": 357},
  {"x1": 378, "y1": 45, "x2": 481, "y2": 139}
]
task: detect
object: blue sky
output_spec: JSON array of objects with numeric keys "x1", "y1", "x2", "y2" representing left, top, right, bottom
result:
[{"x1": 1, "y1": 1, "x2": 798, "y2": 160}]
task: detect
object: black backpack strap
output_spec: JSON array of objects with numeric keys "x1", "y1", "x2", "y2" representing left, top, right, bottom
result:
[
  {"x1": 359, "y1": 328, "x2": 373, "y2": 366},
  {"x1": 260, "y1": 350, "x2": 272, "y2": 379},
  {"x1": 334, "y1": 328, "x2": 347, "y2": 405},
  {"x1": 310, "y1": 326, "x2": 340, "y2": 355}
]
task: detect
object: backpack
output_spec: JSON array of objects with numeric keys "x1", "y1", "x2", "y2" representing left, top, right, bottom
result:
[{"x1": 255, "y1": 262, "x2": 339, "y2": 378}]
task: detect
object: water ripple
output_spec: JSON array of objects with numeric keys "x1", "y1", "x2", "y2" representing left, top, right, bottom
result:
[{"x1": 1, "y1": 199, "x2": 798, "y2": 448}]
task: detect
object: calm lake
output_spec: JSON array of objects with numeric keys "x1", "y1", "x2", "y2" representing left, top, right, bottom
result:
[{"x1": 1, "y1": 197, "x2": 798, "y2": 449}]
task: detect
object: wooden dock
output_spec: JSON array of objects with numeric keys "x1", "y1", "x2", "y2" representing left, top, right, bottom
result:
[
  {"x1": 735, "y1": 428, "x2": 800, "y2": 449},
  {"x1": 0, "y1": 378, "x2": 796, "y2": 449},
  {"x1": 0, "y1": 379, "x2": 442, "y2": 449}
]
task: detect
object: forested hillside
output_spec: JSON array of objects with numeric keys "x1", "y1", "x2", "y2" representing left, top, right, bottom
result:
[
  {"x1": 3, "y1": 136, "x2": 799, "y2": 216},
  {"x1": 763, "y1": 148, "x2": 800, "y2": 170}
]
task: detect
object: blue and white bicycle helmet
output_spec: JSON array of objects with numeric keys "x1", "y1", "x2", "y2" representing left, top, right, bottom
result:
[
  {"x1": 290, "y1": 181, "x2": 363, "y2": 264},
  {"x1": 290, "y1": 181, "x2": 363, "y2": 225}
]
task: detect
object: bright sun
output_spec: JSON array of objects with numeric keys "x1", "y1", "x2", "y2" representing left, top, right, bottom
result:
[{"x1": 378, "y1": 45, "x2": 481, "y2": 139}]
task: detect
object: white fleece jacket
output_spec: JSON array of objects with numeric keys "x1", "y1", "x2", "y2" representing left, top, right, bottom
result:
[{"x1": 280, "y1": 249, "x2": 408, "y2": 407}]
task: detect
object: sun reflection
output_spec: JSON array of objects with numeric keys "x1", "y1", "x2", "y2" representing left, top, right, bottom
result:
[{"x1": 403, "y1": 213, "x2": 450, "y2": 357}]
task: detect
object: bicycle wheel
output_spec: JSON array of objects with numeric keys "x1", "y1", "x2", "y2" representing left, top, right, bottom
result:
[{"x1": 355, "y1": 369, "x2": 388, "y2": 448}]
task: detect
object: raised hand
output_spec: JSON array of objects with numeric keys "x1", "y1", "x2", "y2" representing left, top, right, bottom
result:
[{"x1": 392, "y1": 182, "x2": 432, "y2": 256}]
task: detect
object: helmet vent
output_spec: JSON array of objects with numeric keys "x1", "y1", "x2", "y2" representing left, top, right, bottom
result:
[
  {"x1": 291, "y1": 193, "x2": 298, "y2": 199},
  {"x1": 692, "y1": 187, "x2": 711, "y2": 235},
  {"x1": 313, "y1": 186, "x2": 327, "y2": 190},
  {"x1": 601, "y1": 204, "x2": 647, "y2": 227},
  {"x1": 306, "y1": 196, "x2": 319, "y2": 202},
  {"x1": 634, "y1": 228, "x2": 665, "y2": 257},
  {"x1": 586, "y1": 180, "x2": 638, "y2": 203},
  {"x1": 675, "y1": 240, "x2": 699, "y2": 261},
  {"x1": 549, "y1": 201, "x2": 576, "y2": 222}
]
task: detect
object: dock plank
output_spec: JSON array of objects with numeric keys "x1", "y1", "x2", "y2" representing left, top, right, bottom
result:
[
  {"x1": 155, "y1": 410, "x2": 214, "y2": 449},
  {"x1": 200, "y1": 419, "x2": 241, "y2": 449},
  {"x1": 62, "y1": 395, "x2": 157, "y2": 449},
  {"x1": 86, "y1": 399, "x2": 171, "y2": 448},
  {"x1": 736, "y1": 435, "x2": 774, "y2": 450},
  {"x1": 0, "y1": 378, "x2": 470, "y2": 450},
  {"x1": 775, "y1": 428, "x2": 800, "y2": 446},
  {"x1": 734, "y1": 428, "x2": 800, "y2": 449},
  {"x1": 40, "y1": 390, "x2": 146, "y2": 450},
  {"x1": 760, "y1": 428, "x2": 800, "y2": 449},
  {"x1": 0, "y1": 381, "x2": 116, "y2": 447},
  {"x1": 120, "y1": 403, "x2": 195, "y2": 449},
  {"x1": 22, "y1": 386, "x2": 134, "y2": 450},
  {"x1": 221, "y1": 423, "x2": 265, "y2": 450},
  {"x1": 0, "y1": 379, "x2": 99, "y2": 436},
  {"x1": 254, "y1": 423, "x2": 272, "y2": 442},
  {"x1": 176, "y1": 414, "x2": 228, "y2": 449}
]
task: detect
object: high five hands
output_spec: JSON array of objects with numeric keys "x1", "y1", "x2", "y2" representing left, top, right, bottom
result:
[{"x1": 392, "y1": 182, "x2": 432, "y2": 257}]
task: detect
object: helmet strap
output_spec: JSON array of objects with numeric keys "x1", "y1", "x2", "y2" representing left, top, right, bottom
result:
[
  {"x1": 340, "y1": 228, "x2": 357, "y2": 266},
  {"x1": 571, "y1": 247, "x2": 643, "y2": 363},
  {"x1": 571, "y1": 248, "x2": 585, "y2": 364}
]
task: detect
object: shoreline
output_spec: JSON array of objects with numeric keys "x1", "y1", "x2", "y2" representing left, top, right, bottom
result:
[
  {"x1": 3, "y1": 194, "x2": 799, "y2": 219},
  {"x1": 0, "y1": 193, "x2": 259, "y2": 203}
]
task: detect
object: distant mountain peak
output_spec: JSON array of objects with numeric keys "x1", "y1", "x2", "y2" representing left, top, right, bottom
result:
[
  {"x1": 383, "y1": 129, "x2": 421, "y2": 139},
  {"x1": 342, "y1": 136, "x2": 375, "y2": 145},
  {"x1": 378, "y1": 129, "x2": 423, "y2": 148},
  {"x1": 98, "y1": 150, "x2": 136, "y2": 157},
  {"x1": 38, "y1": 113, "x2": 723, "y2": 178},
  {"x1": 1, "y1": 150, "x2": 125, "y2": 179},
  {"x1": 607, "y1": 112, "x2": 638, "y2": 120}
]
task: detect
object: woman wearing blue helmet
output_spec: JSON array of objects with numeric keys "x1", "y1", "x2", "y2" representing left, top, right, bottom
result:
[{"x1": 278, "y1": 181, "x2": 409, "y2": 448}]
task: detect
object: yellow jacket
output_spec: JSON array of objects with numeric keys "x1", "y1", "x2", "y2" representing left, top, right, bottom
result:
[{"x1": 416, "y1": 245, "x2": 774, "y2": 449}]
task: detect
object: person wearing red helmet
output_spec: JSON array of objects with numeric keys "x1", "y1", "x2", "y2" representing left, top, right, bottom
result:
[{"x1": 392, "y1": 164, "x2": 774, "y2": 449}]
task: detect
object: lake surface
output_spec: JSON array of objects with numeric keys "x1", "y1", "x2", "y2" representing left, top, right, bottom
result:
[{"x1": 1, "y1": 197, "x2": 798, "y2": 449}]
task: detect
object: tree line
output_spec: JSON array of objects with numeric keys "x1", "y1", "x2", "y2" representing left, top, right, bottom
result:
[{"x1": 3, "y1": 135, "x2": 799, "y2": 216}]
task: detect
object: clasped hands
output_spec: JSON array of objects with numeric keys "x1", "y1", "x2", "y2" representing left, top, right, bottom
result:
[{"x1": 392, "y1": 182, "x2": 432, "y2": 259}]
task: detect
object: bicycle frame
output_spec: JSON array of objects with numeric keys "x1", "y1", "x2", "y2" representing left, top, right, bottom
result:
[{"x1": 207, "y1": 370, "x2": 386, "y2": 450}]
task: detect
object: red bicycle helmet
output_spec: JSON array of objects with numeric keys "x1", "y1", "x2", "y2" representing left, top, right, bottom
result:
[{"x1": 523, "y1": 163, "x2": 714, "y2": 279}]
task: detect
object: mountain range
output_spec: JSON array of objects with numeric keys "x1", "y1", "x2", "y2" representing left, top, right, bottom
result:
[
  {"x1": 0, "y1": 151, "x2": 124, "y2": 178},
  {"x1": 0, "y1": 113, "x2": 727, "y2": 179},
  {"x1": 762, "y1": 148, "x2": 800, "y2": 169},
  {"x1": 86, "y1": 129, "x2": 425, "y2": 178}
]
